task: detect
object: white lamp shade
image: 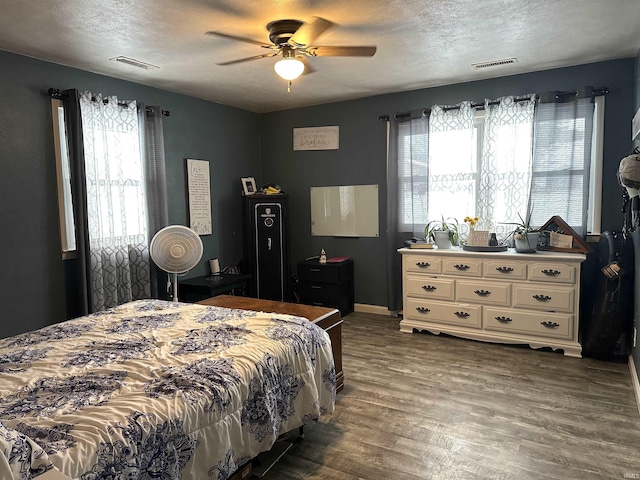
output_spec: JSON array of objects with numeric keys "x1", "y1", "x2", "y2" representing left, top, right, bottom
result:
[{"x1": 274, "y1": 58, "x2": 305, "y2": 81}]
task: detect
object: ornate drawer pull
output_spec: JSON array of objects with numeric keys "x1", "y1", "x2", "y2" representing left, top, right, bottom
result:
[
  {"x1": 416, "y1": 307, "x2": 431, "y2": 314},
  {"x1": 541, "y1": 321, "x2": 560, "y2": 329},
  {"x1": 422, "y1": 285, "x2": 437, "y2": 292},
  {"x1": 474, "y1": 289, "x2": 491, "y2": 297},
  {"x1": 495, "y1": 316, "x2": 512, "y2": 324},
  {"x1": 454, "y1": 264, "x2": 470, "y2": 271},
  {"x1": 454, "y1": 311, "x2": 470, "y2": 318},
  {"x1": 533, "y1": 294, "x2": 552, "y2": 302},
  {"x1": 416, "y1": 262, "x2": 431, "y2": 268},
  {"x1": 496, "y1": 266, "x2": 513, "y2": 274},
  {"x1": 542, "y1": 269, "x2": 561, "y2": 276}
]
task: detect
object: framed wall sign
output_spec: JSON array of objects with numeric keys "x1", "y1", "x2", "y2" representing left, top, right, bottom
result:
[
  {"x1": 186, "y1": 159, "x2": 211, "y2": 235},
  {"x1": 293, "y1": 126, "x2": 339, "y2": 150}
]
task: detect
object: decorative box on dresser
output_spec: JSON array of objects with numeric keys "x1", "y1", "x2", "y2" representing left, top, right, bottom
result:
[{"x1": 398, "y1": 247, "x2": 587, "y2": 357}]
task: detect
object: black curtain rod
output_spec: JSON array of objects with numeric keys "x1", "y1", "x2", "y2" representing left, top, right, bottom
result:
[
  {"x1": 46, "y1": 88, "x2": 170, "y2": 116},
  {"x1": 47, "y1": 88, "x2": 68, "y2": 99},
  {"x1": 146, "y1": 107, "x2": 171, "y2": 117},
  {"x1": 379, "y1": 87, "x2": 609, "y2": 121}
]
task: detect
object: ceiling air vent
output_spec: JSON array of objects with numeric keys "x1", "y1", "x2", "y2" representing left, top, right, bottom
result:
[
  {"x1": 472, "y1": 57, "x2": 519, "y2": 70},
  {"x1": 109, "y1": 56, "x2": 159, "y2": 70}
]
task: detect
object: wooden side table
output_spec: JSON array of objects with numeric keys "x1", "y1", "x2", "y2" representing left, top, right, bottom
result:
[{"x1": 198, "y1": 295, "x2": 344, "y2": 392}]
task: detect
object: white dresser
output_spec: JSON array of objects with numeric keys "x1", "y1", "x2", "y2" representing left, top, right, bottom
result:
[{"x1": 399, "y1": 247, "x2": 587, "y2": 357}]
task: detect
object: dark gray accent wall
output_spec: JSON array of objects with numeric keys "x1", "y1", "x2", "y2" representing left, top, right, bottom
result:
[
  {"x1": 260, "y1": 59, "x2": 636, "y2": 308},
  {"x1": 0, "y1": 50, "x2": 260, "y2": 338}
]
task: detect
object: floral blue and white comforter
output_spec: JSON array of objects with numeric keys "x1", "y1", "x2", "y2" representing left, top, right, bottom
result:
[{"x1": 0, "y1": 300, "x2": 336, "y2": 480}]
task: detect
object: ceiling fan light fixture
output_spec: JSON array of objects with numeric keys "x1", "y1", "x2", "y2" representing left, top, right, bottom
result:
[{"x1": 274, "y1": 57, "x2": 305, "y2": 81}]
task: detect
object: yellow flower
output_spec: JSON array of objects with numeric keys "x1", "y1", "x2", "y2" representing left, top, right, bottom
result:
[{"x1": 464, "y1": 216, "x2": 479, "y2": 227}]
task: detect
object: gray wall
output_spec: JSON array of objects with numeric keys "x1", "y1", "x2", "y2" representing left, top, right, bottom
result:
[
  {"x1": 260, "y1": 58, "x2": 636, "y2": 307},
  {"x1": 0, "y1": 50, "x2": 260, "y2": 338}
]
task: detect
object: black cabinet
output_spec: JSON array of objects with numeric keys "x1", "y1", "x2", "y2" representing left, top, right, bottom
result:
[
  {"x1": 297, "y1": 259, "x2": 354, "y2": 316},
  {"x1": 243, "y1": 194, "x2": 291, "y2": 302}
]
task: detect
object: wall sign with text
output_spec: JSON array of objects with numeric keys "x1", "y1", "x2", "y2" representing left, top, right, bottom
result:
[
  {"x1": 293, "y1": 126, "x2": 339, "y2": 151},
  {"x1": 186, "y1": 158, "x2": 212, "y2": 235}
]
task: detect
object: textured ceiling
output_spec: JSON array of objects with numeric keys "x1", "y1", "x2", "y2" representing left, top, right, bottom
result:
[{"x1": 1, "y1": 0, "x2": 639, "y2": 113}]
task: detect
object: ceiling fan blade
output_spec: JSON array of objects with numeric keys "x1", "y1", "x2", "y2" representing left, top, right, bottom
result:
[
  {"x1": 206, "y1": 31, "x2": 268, "y2": 47},
  {"x1": 217, "y1": 53, "x2": 277, "y2": 66},
  {"x1": 289, "y1": 17, "x2": 333, "y2": 47},
  {"x1": 305, "y1": 46, "x2": 377, "y2": 57}
]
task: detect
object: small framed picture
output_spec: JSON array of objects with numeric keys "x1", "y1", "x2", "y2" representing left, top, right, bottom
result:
[
  {"x1": 241, "y1": 177, "x2": 257, "y2": 195},
  {"x1": 468, "y1": 230, "x2": 489, "y2": 247}
]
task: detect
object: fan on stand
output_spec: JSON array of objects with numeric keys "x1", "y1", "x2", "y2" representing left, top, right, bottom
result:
[{"x1": 150, "y1": 225, "x2": 203, "y2": 302}]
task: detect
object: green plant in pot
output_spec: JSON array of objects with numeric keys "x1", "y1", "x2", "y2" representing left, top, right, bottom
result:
[
  {"x1": 425, "y1": 216, "x2": 459, "y2": 249},
  {"x1": 502, "y1": 209, "x2": 541, "y2": 253}
]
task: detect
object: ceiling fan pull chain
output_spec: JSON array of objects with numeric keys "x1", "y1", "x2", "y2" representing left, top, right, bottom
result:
[{"x1": 288, "y1": 80, "x2": 292, "y2": 93}]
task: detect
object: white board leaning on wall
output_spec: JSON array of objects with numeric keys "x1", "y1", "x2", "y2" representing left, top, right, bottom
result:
[{"x1": 310, "y1": 185, "x2": 379, "y2": 237}]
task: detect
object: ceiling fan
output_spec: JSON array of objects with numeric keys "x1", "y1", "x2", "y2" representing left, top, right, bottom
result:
[{"x1": 206, "y1": 17, "x2": 377, "y2": 90}]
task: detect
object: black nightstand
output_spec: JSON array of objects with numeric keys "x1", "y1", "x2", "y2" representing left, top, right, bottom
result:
[{"x1": 297, "y1": 259, "x2": 354, "y2": 316}]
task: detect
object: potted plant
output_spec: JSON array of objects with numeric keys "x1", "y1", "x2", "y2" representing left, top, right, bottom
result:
[
  {"x1": 502, "y1": 209, "x2": 541, "y2": 253},
  {"x1": 425, "y1": 216, "x2": 459, "y2": 249}
]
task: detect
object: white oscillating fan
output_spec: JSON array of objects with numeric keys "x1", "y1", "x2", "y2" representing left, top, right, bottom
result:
[{"x1": 150, "y1": 225, "x2": 203, "y2": 302}]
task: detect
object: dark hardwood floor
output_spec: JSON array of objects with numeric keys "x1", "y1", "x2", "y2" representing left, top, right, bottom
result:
[{"x1": 263, "y1": 311, "x2": 640, "y2": 479}]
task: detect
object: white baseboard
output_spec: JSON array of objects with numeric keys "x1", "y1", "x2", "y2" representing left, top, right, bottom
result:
[
  {"x1": 630, "y1": 355, "x2": 640, "y2": 418},
  {"x1": 354, "y1": 303, "x2": 398, "y2": 317}
]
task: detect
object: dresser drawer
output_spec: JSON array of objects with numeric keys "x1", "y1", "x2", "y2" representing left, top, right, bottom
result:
[
  {"x1": 483, "y1": 260, "x2": 527, "y2": 281},
  {"x1": 298, "y1": 281, "x2": 351, "y2": 300},
  {"x1": 528, "y1": 262, "x2": 575, "y2": 284},
  {"x1": 297, "y1": 260, "x2": 353, "y2": 283},
  {"x1": 405, "y1": 275, "x2": 455, "y2": 301},
  {"x1": 442, "y1": 257, "x2": 482, "y2": 277},
  {"x1": 484, "y1": 307, "x2": 573, "y2": 340},
  {"x1": 512, "y1": 284, "x2": 574, "y2": 312},
  {"x1": 456, "y1": 280, "x2": 511, "y2": 306},
  {"x1": 406, "y1": 257, "x2": 442, "y2": 274},
  {"x1": 405, "y1": 298, "x2": 481, "y2": 328}
]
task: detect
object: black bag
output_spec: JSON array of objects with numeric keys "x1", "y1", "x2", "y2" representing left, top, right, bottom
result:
[{"x1": 582, "y1": 231, "x2": 635, "y2": 358}]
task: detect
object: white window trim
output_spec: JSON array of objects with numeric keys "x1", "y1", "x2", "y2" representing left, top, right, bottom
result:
[
  {"x1": 587, "y1": 95, "x2": 605, "y2": 238},
  {"x1": 51, "y1": 98, "x2": 77, "y2": 259}
]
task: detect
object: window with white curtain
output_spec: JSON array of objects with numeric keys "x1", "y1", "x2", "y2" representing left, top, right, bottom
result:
[
  {"x1": 79, "y1": 92, "x2": 151, "y2": 310},
  {"x1": 396, "y1": 94, "x2": 602, "y2": 239}
]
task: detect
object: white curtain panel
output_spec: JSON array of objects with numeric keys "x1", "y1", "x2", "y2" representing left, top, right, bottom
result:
[
  {"x1": 427, "y1": 102, "x2": 476, "y2": 225},
  {"x1": 480, "y1": 95, "x2": 536, "y2": 236},
  {"x1": 79, "y1": 92, "x2": 151, "y2": 310}
]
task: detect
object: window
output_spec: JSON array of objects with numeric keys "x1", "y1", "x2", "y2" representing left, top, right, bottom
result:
[
  {"x1": 51, "y1": 98, "x2": 76, "y2": 257},
  {"x1": 396, "y1": 95, "x2": 602, "y2": 238}
]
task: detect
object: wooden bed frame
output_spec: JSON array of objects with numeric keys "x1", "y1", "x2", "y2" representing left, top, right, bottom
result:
[{"x1": 198, "y1": 295, "x2": 344, "y2": 392}]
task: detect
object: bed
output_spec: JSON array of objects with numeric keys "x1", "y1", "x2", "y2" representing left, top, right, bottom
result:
[{"x1": 0, "y1": 299, "x2": 336, "y2": 480}]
